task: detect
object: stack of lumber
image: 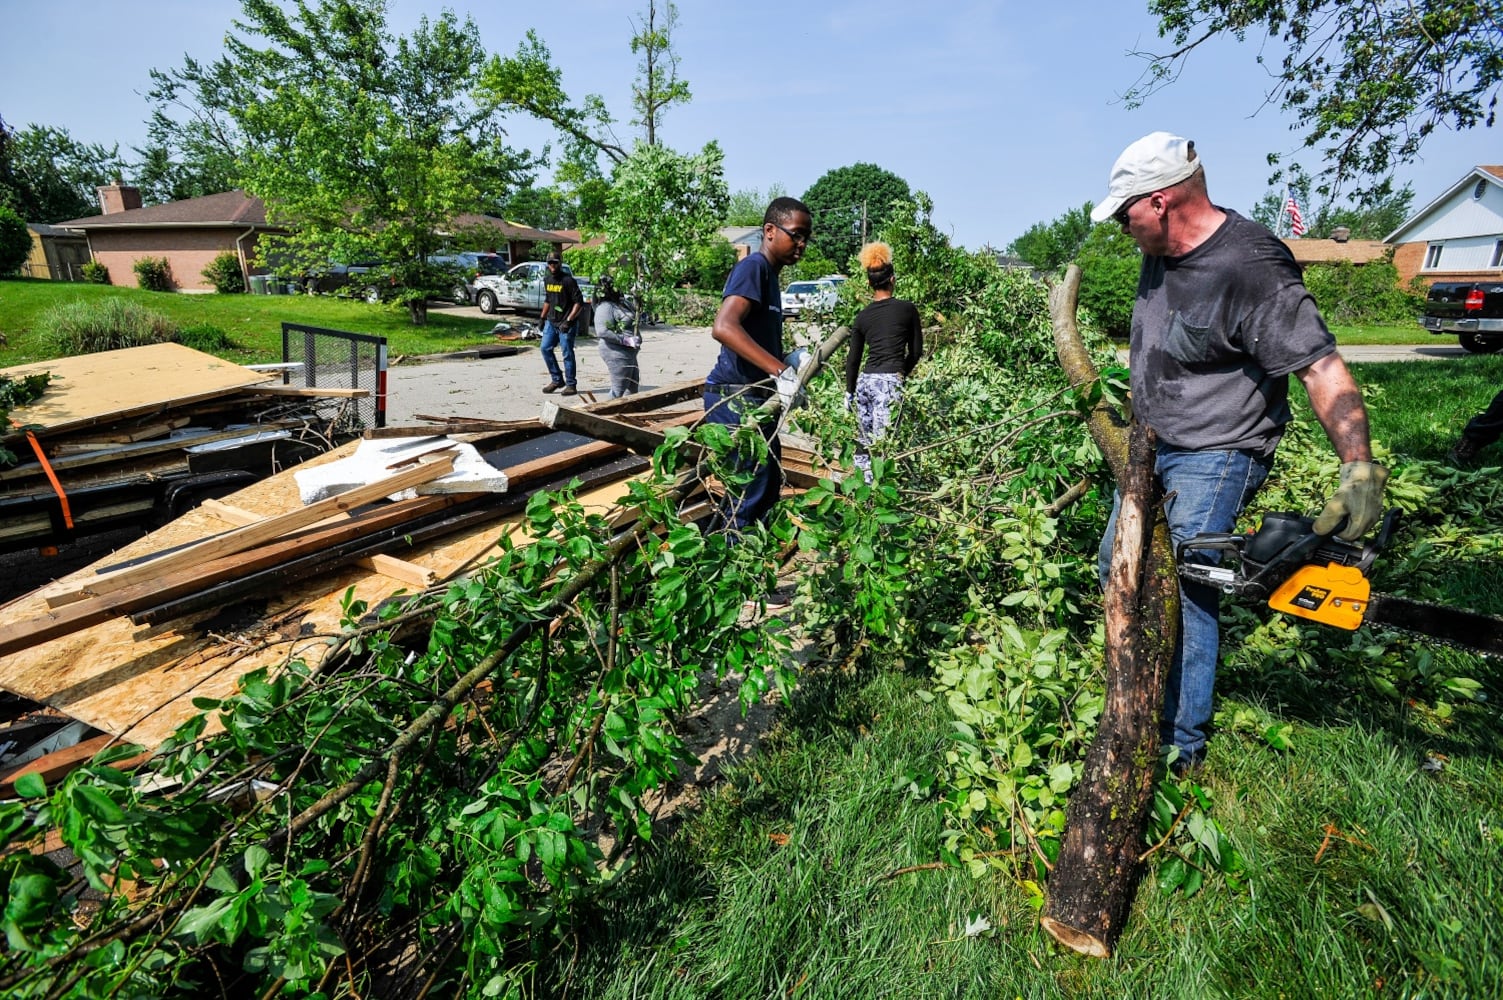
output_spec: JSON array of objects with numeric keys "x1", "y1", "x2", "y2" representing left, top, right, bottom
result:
[
  {"x1": 1, "y1": 343, "x2": 367, "y2": 551},
  {"x1": 0, "y1": 379, "x2": 833, "y2": 791}
]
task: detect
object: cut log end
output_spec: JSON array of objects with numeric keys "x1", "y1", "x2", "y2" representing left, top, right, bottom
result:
[{"x1": 1039, "y1": 917, "x2": 1111, "y2": 958}]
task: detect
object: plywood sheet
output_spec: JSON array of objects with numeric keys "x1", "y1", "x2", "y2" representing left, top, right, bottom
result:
[
  {"x1": 2, "y1": 343, "x2": 273, "y2": 440},
  {"x1": 0, "y1": 439, "x2": 646, "y2": 749}
]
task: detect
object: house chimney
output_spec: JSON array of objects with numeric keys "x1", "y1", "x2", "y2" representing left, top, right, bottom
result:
[
  {"x1": 1331, "y1": 226, "x2": 1351, "y2": 243},
  {"x1": 97, "y1": 181, "x2": 142, "y2": 215}
]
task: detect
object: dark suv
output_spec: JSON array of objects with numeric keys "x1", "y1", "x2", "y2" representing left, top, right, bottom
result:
[{"x1": 428, "y1": 251, "x2": 508, "y2": 304}]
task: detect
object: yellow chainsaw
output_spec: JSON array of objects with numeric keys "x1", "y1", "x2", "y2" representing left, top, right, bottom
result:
[{"x1": 1177, "y1": 510, "x2": 1503, "y2": 655}]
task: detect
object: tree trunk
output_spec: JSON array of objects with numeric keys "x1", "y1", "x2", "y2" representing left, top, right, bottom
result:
[{"x1": 1040, "y1": 265, "x2": 1180, "y2": 957}]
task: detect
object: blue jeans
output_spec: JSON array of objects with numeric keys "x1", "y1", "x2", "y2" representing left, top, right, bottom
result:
[
  {"x1": 1098, "y1": 444, "x2": 1272, "y2": 758},
  {"x1": 703, "y1": 387, "x2": 782, "y2": 533},
  {"x1": 541, "y1": 317, "x2": 577, "y2": 387}
]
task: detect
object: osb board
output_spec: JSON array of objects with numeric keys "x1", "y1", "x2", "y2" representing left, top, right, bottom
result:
[
  {"x1": 2, "y1": 343, "x2": 273, "y2": 439},
  {"x1": 0, "y1": 439, "x2": 645, "y2": 749}
]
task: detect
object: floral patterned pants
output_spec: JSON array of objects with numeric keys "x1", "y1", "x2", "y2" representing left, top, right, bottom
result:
[{"x1": 854, "y1": 372, "x2": 905, "y2": 481}]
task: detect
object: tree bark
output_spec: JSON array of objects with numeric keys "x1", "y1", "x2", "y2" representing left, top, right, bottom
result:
[{"x1": 1040, "y1": 265, "x2": 1180, "y2": 957}]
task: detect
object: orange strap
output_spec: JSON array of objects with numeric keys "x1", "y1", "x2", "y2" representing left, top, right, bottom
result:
[{"x1": 25, "y1": 430, "x2": 74, "y2": 530}]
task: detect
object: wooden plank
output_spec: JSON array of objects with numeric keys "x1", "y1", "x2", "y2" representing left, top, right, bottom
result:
[
  {"x1": 42, "y1": 452, "x2": 455, "y2": 606},
  {"x1": 583, "y1": 378, "x2": 705, "y2": 416},
  {"x1": 48, "y1": 416, "x2": 193, "y2": 451},
  {"x1": 0, "y1": 733, "x2": 151, "y2": 798},
  {"x1": 0, "y1": 494, "x2": 463, "y2": 657},
  {"x1": 359, "y1": 554, "x2": 438, "y2": 589},
  {"x1": 2, "y1": 343, "x2": 275, "y2": 442},
  {"x1": 0, "y1": 422, "x2": 300, "y2": 483},
  {"x1": 242, "y1": 385, "x2": 370, "y2": 399},
  {"x1": 542, "y1": 401, "x2": 702, "y2": 459},
  {"x1": 0, "y1": 444, "x2": 649, "y2": 748}
]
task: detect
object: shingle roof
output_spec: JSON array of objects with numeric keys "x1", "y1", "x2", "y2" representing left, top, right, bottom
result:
[
  {"x1": 1282, "y1": 238, "x2": 1390, "y2": 265},
  {"x1": 447, "y1": 214, "x2": 566, "y2": 243},
  {"x1": 56, "y1": 190, "x2": 270, "y2": 229}
]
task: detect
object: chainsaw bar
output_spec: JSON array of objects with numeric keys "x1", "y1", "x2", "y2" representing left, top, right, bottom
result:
[{"x1": 1364, "y1": 593, "x2": 1503, "y2": 657}]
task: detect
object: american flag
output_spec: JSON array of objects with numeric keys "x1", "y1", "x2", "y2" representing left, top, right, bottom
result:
[{"x1": 1285, "y1": 192, "x2": 1306, "y2": 237}]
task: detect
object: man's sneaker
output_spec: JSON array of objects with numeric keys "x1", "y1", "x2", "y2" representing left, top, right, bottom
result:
[
  {"x1": 1447, "y1": 435, "x2": 1482, "y2": 467},
  {"x1": 560, "y1": 385, "x2": 578, "y2": 396},
  {"x1": 542, "y1": 381, "x2": 564, "y2": 394}
]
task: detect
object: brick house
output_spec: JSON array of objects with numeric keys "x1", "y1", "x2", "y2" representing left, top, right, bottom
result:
[
  {"x1": 443, "y1": 214, "x2": 568, "y2": 265},
  {"x1": 1385, "y1": 166, "x2": 1503, "y2": 286},
  {"x1": 55, "y1": 185, "x2": 281, "y2": 292}
]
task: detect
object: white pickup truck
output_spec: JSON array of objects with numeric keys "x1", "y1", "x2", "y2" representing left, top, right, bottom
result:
[{"x1": 473, "y1": 261, "x2": 593, "y2": 327}]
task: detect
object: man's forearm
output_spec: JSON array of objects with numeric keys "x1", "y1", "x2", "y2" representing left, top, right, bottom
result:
[{"x1": 1299, "y1": 354, "x2": 1373, "y2": 463}]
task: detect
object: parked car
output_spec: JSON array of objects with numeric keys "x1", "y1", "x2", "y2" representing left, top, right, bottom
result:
[
  {"x1": 783, "y1": 279, "x2": 838, "y2": 317},
  {"x1": 305, "y1": 261, "x2": 383, "y2": 299},
  {"x1": 473, "y1": 261, "x2": 593, "y2": 328},
  {"x1": 1421, "y1": 280, "x2": 1503, "y2": 353},
  {"x1": 427, "y1": 251, "x2": 507, "y2": 304}
]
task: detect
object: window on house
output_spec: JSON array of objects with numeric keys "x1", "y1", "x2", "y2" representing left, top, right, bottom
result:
[
  {"x1": 1425, "y1": 244, "x2": 1443, "y2": 269},
  {"x1": 1492, "y1": 240, "x2": 1503, "y2": 268},
  {"x1": 1474, "y1": 178, "x2": 1489, "y2": 200}
]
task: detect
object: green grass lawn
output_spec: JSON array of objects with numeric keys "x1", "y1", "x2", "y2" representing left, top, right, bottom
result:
[
  {"x1": 525, "y1": 357, "x2": 1503, "y2": 998},
  {"x1": 0, "y1": 277, "x2": 504, "y2": 367},
  {"x1": 1328, "y1": 321, "x2": 1436, "y2": 345}
]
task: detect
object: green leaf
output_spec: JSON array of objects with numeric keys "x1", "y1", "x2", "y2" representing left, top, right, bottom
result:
[{"x1": 13, "y1": 772, "x2": 46, "y2": 799}]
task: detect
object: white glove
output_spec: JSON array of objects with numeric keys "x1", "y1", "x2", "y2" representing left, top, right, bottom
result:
[
  {"x1": 775, "y1": 348, "x2": 815, "y2": 412},
  {"x1": 775, "y1": 366, "x2": 806, "y2": 412},
  {"x1": 842, "y1": 391, "x2": 853, "y2": 413}
]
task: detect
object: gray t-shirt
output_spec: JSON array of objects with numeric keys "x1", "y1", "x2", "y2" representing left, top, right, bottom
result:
[{"x1": 1130, "y1": 209, "x2": 1335, "y2": 456}]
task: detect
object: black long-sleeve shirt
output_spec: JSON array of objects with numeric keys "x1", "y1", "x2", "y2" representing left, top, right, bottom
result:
[{"x1": 846, "y1": 297, "x2": 923, "y2": 394}]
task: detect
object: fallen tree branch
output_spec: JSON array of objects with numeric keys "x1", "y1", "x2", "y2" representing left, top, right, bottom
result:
[{"x1": 1039, "y1": 265, "x2": 1180, "y2": 958}]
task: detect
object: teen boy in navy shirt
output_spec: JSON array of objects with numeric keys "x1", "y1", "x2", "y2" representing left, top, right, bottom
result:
[{"x1": 704, "y1": 196, "x2": 814, "y2": 532}]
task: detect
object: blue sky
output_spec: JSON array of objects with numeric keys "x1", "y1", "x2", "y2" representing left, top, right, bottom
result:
[{"x1": 1, "y1": 0, "x2": 1495, "y2": 248}]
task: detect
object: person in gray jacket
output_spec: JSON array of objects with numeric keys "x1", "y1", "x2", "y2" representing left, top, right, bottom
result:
[{"x1": 593, "y1": 275, "x2": 640, "y2": 398}]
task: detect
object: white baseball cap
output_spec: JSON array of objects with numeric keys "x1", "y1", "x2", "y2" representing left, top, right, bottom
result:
[{"x1": 1090, "y1": 132, "x2": 1202, "y2": 223}]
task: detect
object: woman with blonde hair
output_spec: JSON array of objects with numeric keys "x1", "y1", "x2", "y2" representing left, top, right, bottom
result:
[{"x1": 845, "y1": 241, "x2": 922, "y2": 480}]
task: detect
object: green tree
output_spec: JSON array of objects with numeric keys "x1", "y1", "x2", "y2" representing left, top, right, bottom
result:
[
  {"x1": 802, "y1": 163, "x2": 913, "y2": 268},
  {"x1": 142, "y1": 52, "x2": 251, "y2": 203},
  {"x1": 1130, "y1": 0, "x2": 1501, "y2": 199},
  {"x1": 132, "y1": 142, "x2": 237, "y2": 206},
  {"x1": 0, "y1": 123, "x2": 126, "y2": 223},
  {"x1": 598, "y1": 141, "x2": 728, "y2": 327},
  {"x1": 479, "y1": 0, "x2": 689, "y2": 166},
  {"x1": 0, "y1": 204, "x2": 31, "y2": 275},
  {"x1": 498, "y1": 185, "x2": 578, "y2": 230},
  {"x1": 1007, "y1": 203, "x2": 1095, "y2": 272},
  {"x1": 725, "y1": 183, "x2": 788, "y2": 226},
  {"x1": 1251, "y1": 174, "x2": 1414, "y2": 239},
  {"x1": 1075, "y1": 222, "x2": 1141, "y2": 339},
  {"x1": 158, "y1": 0, "x2": 535, "y2": 324},
  {"x1": 629, "y1": 1, "x2": 691, "y2": 147}
]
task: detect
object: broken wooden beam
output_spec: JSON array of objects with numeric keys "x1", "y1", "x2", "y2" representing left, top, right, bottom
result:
[
  {"x1": 0, "y1": 493, "x2": 470, "y2": 657},
  {"x1": 41, "y1": 452, "x2": 455, "y2": 607},
  {"x1": 1040, "y1": 264, "x2": 1179, "y2": 957}
]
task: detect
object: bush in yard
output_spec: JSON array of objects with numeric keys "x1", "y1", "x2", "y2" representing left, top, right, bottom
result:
[
  {"x1": 80, "y1": 259, "x2": 110, "y2": 284},
  {"x1": 0, "y1": 205, "x2": 31, "y2": 276},
  {"x1": 41, "y1": 298, "x2": 179, "y2": 354},
  {"x1": 1302, "y1": 250, "x2": 1423, "y2": 325},
  {"x1": 177, "y1": 322, "x2": 233, "y2": 353},
  {"x1": 201, "y1": 251, "x2": 246, "y2": 294},
  {"x1": 132, "y1": 255, "x2": 174, "y2": 291}
]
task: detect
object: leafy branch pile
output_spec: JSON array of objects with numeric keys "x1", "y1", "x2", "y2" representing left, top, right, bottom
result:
[{"x1": 1, "y1": 452, "x2": 798, "y2": 998}]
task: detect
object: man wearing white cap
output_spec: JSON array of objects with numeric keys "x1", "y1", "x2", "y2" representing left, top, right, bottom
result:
[{"x1": 1092, "y1": 132, "x2": 1386, "y2": 777}]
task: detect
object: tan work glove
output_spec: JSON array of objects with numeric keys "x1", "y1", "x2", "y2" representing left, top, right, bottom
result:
[{"x1": 1313, "y1": 461, "x2": 1388, "y2": 541}]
